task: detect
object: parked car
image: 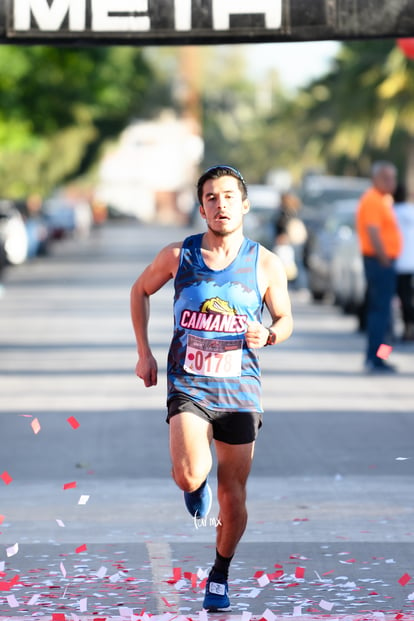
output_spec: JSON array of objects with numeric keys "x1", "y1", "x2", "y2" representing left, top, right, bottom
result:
[
  {"x1": 300, "y1": 173, "x2": 370, "y2": 211},
  {"x1": 42, "y1": 197, "x2": 77, "y2": 239},
  {"x1": 42, "y1": 194, "x2": 92, "y2": 240},
  {"x1": 14, "y1": 198, "x2": 51, "y2": 258},
  {"x1": 305, "y1": 200, "x2": 360, "y2": 301},
  {"x1": 0, "y1": 200, "x2": 28, "y2": 267},
  {"x1": 243, "y1": 184, "x2": 280, "y2": 249},
  {"x1": 330, "y1": 201, "x2": 366, "y2": 324}
]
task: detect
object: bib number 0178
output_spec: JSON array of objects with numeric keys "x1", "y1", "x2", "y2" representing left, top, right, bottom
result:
[{"x1": 184, "y1": 334, "x2": 243, "y2": 377}]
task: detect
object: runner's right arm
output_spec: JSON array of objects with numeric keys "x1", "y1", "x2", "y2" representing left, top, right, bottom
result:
[{"x1": 130, "y1": 243, "x2": 181, "y2": 387}]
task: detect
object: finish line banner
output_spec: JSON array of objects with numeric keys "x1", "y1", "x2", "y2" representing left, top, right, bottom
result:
[{"x1": 1, "y1": 0, "x2": 414, "y2": 45}]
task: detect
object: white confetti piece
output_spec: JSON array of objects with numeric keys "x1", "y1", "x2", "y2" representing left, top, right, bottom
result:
[
  {"x1": 71, "y1": 613, "x2": 80, "y2": 621},
  {"x1": 262, "y1": 609, "x2": 276, "y2": 621},
  {"x1": 0, "y1": 561, "x2": 4, "y2": 571},
  {"x1": 245, "y1": 587, "x2": 261, "y2": 598},
  {"x1": 241, "y1": 612, "x2": 252, "y2": 621},
  {"x1": 7, "y1": 595, "x2": 19, "y2": 608},
  {"x1": 408, "y1": 592, "x2": 414, "y2": 601},
  {"x1": 109, "y1": 572, "x2": 121, "y2": 583},
  {"x1": 6, "y1": 542, "x2": 18, "y2": 557},
  {"x1": 56, "y1": 519, "x2": 65, "y2": 528},
  {"x1": 120, "y1": 606, "x2": 134, "y2": 618},
  {"x1": 199, "y1": 610, "x2": 208, "y2": 621},
  {"x1": 96, "y1": 566, "x2": 108, "y2": 579},
  {"x1": 257, "y1": 573, "x2": 270, "y2": 587},
  {"x1": 293, "y1": 605, "x2": 302, "y2": 616},
  {"x1": 396, "y1": 457, "x2": 410, "y2": 461},
  {"x1": 319, "y1": 599, "x2": 334, "y2": 611},
  {"x1": 197, "y1": 567, "x2": 208, "y2": 580},
  {"x1": 60, "y1": 562, "x2": 67, "y2": 577},
  {"x1": 28, "y1": 594, "x2": 40, "y2": 605},
  {"x1": 78, "y1": 495, "x2": 90, "y2": 505},
  {"x1": 79, "y1": 597, "x2": 87, "y2": 612},
  {"x1": 174, "y1": 579, "x2": 187, "y2": 590}
]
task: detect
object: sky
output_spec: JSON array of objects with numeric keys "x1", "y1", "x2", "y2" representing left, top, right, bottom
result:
[{"x1": 244, "y1": 40, "x2": 341, "y2": 91}]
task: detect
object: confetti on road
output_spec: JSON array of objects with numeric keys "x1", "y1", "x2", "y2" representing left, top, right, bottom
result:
[
  {"x1": 75, "y1": 544, "x2": 87, "y2": 554},
  {"x1": 78, "y1": 494, "x2": 90, "y2": 505},
  {"x1": 319, "y1": 599, "x2": 334, "y2": 611},
  {"x1": 67, "y1": 416, "x2": 80, "y2": 429},
  {"x1": 377, "y1": 343, "x2": 393, "y2": 360},
  {"x1": 63, "y1": 481, "x2": 77, "y2": 490},
  {"x1": 6, "y1": 543, "x2": 19, "y2": 558},
  {"x1": 6, "y1": 594, "x2": 19, "y2": 608},
  {"x1": 399, "y1": 573, "x2": 412, "y2": 587},
  {"x1": 1, "y1": 471, "x2": 13, "y2": 485},
  {"x1": 31, "y1": 417, "x2": 41, "y2": 434},
  {"x1": 295, "y1": 566, "x2": 306, "y2": 579}
]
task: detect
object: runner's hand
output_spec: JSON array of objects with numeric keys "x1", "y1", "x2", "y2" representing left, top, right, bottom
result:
[
  {"x1": 136, "y1": 354, "x2": 158, "y2": 387},
  {"x1": 245, "y1": 321, "x2": 269, "y2": 349}
]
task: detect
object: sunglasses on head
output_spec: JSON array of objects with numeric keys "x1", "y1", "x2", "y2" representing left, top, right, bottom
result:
[{"x1": 203, "y1": 165, "x2": 246, "y2": 185}]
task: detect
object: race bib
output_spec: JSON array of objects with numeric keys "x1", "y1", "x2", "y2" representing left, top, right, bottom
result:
[{"x1": 184, "y1": 334, "x2": 243, "y2": 377}]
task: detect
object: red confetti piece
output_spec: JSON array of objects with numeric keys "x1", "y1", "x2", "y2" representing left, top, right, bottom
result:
[
  {"x1": 1, "y1": 471, "x2": 12, "y2": 485},
  {"x1": 166, "y1": 567, "x2": 182, "y2": 583},
  {"x1": 254, "y1": 570, "x2": 265, "y2": 578},
  {"x1": 268, "y1": 570, "x2": 284, "y2": 580},
  {"x1": 52, "y1": 615, "x2": 66, "y2": 621},
  {"x1": 377, "y1": 343, "x2": 393, "y2": 360},
  {"x1": 0, "y1": 515, "x2": 4, "y2": 525},
  {"x1": 295, "y1": 566, "x2": 305, "y2": 579},
  {"x1": 399, "y1": 573, "x2": 412, "y2": 586},
  {"x1": 75, "y1": 544, "x2": 87, "y2": 554},
  {"x1": 161, "y1": 597, "x2": 176, "y2": 608},
  {"x1": 0, "y1": 575, "x2": 18, "y2": 592},
  {"x1": 67, "y1": 416, "x2": 80, "y2": 429},
  {"x1": 63, "y1": 481, "x2": 77, "y2": 490}
]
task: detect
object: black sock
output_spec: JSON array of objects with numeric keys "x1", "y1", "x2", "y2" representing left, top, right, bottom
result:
[{"x1": 211, "y1": 549, "x2": 233, "y2": 579}]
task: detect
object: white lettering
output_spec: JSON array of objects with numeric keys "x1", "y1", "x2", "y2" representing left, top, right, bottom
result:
[
  {"x1": 91, "y1": 0, "x2": 150, "y2": 32},
  {"x1": 174, "y1": 0, "x2": 192, "y2": 31},
  {"x1": 212, "y1": 0, "x2": 282, "y2": 30},
  {"x1": 14, "y1": 0, "x2": 86, "y2": 31}
]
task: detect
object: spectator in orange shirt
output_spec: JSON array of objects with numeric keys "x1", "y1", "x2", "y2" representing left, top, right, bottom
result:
[{"x1": 356, "y1": 161, "x2": 402, "y2": 373}]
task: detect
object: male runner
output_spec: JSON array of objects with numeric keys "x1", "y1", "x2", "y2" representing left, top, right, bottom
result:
[{"x1": 130, "y1": 165, "x2": 293, "y2": 611}]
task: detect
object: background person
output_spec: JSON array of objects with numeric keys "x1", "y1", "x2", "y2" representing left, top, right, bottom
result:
[
  {"x1": 356, "y1": 161, "x2": 402, "y2": 372},
  {"x1": 130, "y1": 165, "x2": 293, "y2": 612},
  {"x1": 393, "y1": 184, "x2": 414, "y2": 342}
]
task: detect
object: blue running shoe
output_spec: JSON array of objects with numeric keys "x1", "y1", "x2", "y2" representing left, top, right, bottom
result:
[
  {"x1": 203, "y1": 571, "x2": 231, "y2": 612},
  {"x1": 184, "y1": 479, "x2": 212, "y2": 518}
]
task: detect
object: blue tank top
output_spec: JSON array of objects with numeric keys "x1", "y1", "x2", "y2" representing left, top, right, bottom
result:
[{"x1": 167, "y1": 234, "x2": 263, "y2": 412}]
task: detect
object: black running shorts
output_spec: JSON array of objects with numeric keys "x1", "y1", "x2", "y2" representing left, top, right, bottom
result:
[{"x1": 166, "y1": 393, "x2": 262, "y2": 445}]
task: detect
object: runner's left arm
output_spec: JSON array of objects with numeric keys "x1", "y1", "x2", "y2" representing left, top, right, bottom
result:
[{"x1": 245, "y1": 247, "x2": 293, "y2": 349}]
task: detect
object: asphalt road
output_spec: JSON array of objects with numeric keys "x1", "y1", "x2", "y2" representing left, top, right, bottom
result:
[{"x1": 0, "y1": 220, "x2": 414, "y2": 619}]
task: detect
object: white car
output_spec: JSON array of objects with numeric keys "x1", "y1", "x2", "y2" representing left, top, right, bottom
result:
[{"x1": 0, "y1": 201, "x2": 28, "y2": 266}]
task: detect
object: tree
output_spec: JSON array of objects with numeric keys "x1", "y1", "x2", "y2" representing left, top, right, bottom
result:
[
  {"x1": 299, "y1": 39, "x2": 414, "y2": 189},
  {"x1": 0, "y1": 46, "x2": 153, "y2": 198}
]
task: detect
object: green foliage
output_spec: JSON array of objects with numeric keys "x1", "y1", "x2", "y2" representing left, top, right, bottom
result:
[
  {"x1": 0, "y1": 46, "x2": 152, "y2": 198},
  {"x1": 299, "y1": 39, "x2": 414, "y2": 178}
]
